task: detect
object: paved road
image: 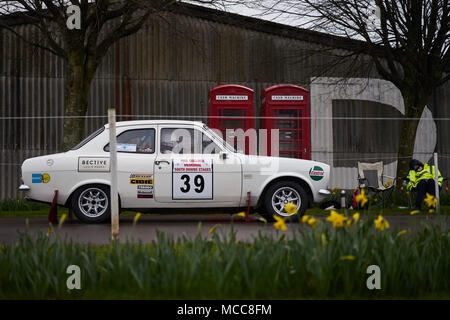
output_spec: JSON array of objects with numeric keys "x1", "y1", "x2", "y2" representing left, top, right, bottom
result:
[{"x1": 0, "y1": 214, "x2": 448, "y2": 244}]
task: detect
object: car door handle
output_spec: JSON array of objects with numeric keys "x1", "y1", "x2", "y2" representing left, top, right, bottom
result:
[{"x1": 155, "y1": 160, "x2": 170, "y2": 165}]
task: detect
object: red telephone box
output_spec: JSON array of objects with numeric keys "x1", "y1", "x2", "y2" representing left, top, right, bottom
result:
[
  {"x1": 260, "y1": 84, "x2": 311, "y2": 159},
  {"x1": 208, "y1": 85, "x2": 255, "y2": 154}
]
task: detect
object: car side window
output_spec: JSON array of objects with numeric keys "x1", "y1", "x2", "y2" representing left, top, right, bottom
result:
[
  {"x1": 160, "y1": 128, "x2": 195, "y2": 154},
  {"x1": 202, "y1": 133, "x2": 221, "y2": 154},
  {"x1": 160, "y1": 128, "x2": 221, "y2": 154},
  {"x1": 104, "y1": 129, "x2": 155, "y2": 153}
]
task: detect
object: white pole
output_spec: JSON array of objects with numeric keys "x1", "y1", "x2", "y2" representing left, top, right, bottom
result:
[
  {"x1": 108, "y1": 108, "x2": 119, "y2": 241},
  {"x1": 434, "y1": 152, "x2": 440, "y2": 214}
]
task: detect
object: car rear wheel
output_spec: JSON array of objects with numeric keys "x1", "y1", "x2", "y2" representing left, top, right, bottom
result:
[
  {"x1": 261, "y1": 181, "x2": 308, "y2": 222},
  {"x1": 72, "y1": 185, "x2": 111, "y2": 223}
]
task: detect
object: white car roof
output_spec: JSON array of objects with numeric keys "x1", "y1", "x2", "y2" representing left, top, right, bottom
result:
[{"x1": 104, "y1": 120, "x2": 205, "y2": 129}]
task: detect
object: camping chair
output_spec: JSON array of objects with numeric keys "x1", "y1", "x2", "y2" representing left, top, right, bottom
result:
[{"x1": 357, "y1": 161, "x2": 396, "y2": 208}]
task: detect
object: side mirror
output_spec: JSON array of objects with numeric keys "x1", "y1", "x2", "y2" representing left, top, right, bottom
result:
[{"x1": 219, "y1": 151, "x2": 228, "y2": 160}]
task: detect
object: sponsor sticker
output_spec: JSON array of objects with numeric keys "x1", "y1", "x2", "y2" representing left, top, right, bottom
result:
[
  {"x1": 130, "y1": 178, "x2": 153, "y2": 185},
  {"x1": 137, "y1": 188, "x2": 153, "y2": 199},
  {"x1": 117, "y1": 143, "x2": 137, "y2": 152},
  {"x1": 32, "y1": 173, "x2": 50, "y2": 183},
  {"x1": 309, "y1": 166, "x2": 325, "y2": 181},
  {"x1": 137, "y1": 185, "x2": 153, "y2": 190},
  {"x1": 137, "y1": 194, "x2": 153, "y2": 199},
  {"x1": 130, "y1": 173, "x2": 153, "y2": 179},
  {"x1": 78, "y1": 157, "x2": 110, "y2": 172}
]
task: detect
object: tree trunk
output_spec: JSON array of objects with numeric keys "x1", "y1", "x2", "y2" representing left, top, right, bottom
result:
[
  {"x1": 61, "y1": 57, "x2": 94, "y2": 151},
  {"x1": 396, "y1": 94, "x2": 427, "y2": 182}
]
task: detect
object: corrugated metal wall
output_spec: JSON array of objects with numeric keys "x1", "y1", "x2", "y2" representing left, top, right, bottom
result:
[{"x1": 1, "y1": 8, "x2": 449, "y2": 198}]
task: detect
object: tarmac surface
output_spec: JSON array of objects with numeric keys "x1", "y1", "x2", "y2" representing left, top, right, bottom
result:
[{"x1": 0, "y1": 214, "x2": 448, "y2": 244}]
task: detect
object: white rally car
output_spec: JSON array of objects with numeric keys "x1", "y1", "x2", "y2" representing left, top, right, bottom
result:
[{"x1": 20, "y1": 120, "x2": 330, "y2": 223}]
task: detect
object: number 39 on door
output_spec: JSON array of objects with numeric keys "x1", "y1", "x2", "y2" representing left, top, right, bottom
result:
[{"x1": 172, "y1": 159, "x2": 213, "y2": 200}]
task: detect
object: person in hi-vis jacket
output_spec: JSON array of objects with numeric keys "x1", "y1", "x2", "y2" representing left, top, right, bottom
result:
[{"x1": 406, "y1": 159, "x2": 443, "y2": 210}]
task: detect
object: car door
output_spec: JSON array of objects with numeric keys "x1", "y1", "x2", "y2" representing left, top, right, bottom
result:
[
  {"x1": 153, "y1": 124, "x2": 242, "y2": 206},
  {"x1": 104, "y1": 126, "x2": 157, "y2": 208}
]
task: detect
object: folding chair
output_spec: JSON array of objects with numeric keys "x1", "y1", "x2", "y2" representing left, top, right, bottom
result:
[{"x1": 357, "y1": 161, "x2": 396, "y2": 208}]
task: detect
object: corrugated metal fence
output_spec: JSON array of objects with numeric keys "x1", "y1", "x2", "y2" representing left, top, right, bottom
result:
[{"x1": 1, "y1": 7, "x2": 449, "y2": 198}]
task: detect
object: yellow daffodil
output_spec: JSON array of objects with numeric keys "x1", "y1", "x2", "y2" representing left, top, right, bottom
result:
[
  {"x1": 58, "y1": 213, "x2": 67, "y2": 229},
  {"x1": 355, "y1": 189, "x2": 368, "y2": 207},
  {"x1": 397, "y1": 230, "x2": 407, "y2": 237},
  {"x1": 273, "y1": 215, "x2": 287, "y2": 231},
  {"x1": 284, "y1": 202, "x2": 298, "y2": 215},
  {"x1": 428, "y1": 209, "x2": 435, "y2": 214},
  {"x1": 233, "y1": 212, "x2": 246, "y2": 218},
  {"x1": 301, "y1": 215, "x2": 311, "y2": 224},
  {"x1": 326, "y1": 210, "x2": 348, "y2": 228},
  {"x1": 410, "y1": 210, "x2": 420, "y2": 215},
  {"x1": 258, "y1": 217, "x2": 267, "y2": 224},
  {"x1": 374, "y1": 215, "x2": 390, "y2": 231},
  {"x1": 133, "y1": 212, "x2": 142, "y2": 227},
  {"x1": 424, "y1": 193, "x2": 437, "y2": 208},
  {"x1": 321, "y1": 233, "x2": 328, "y2": 246},
  {"x1": 339, "y1": 255, "x2": 355, "y2": 260},
  {"x1": 307, "y1": 217, "x2": 318, "y2": 228},
  {"x1": 47, "y1": 223, "x2": 54, "y2": 234},
  {"x1": 208, "y1": 224, "x2": 220, "y2": 234},
  {"x1": 347, "y1": 212, "x2": 360, "y2": 227}
]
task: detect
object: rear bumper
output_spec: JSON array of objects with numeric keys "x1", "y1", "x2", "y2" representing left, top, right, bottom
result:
[{"x1": 19, "y1": 184, "x2": 30, "y2": 191}]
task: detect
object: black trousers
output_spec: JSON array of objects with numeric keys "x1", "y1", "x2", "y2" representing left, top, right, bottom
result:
[{"x1": 411, "y1": 179, "x2": 438, "y2": 209}]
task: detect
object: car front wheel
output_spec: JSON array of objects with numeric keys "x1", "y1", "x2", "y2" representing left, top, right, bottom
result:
[
  {"x1": 72, "y1": 185, "x2": 111, "y2": 223},
  {"x1": 261, "y1": 181, "x2": 308, "y2": 222}
]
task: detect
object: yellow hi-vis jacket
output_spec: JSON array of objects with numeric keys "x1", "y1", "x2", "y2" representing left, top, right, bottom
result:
[{"x1": 406, "y1": 163, "x2": 443, "y2": 191}]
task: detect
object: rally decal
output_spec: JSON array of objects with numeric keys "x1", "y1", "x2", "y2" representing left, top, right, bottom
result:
[
  {"x1": 172, "y1": 159, "x2": 213, "y2": 200},
  {"x1": 78, "y1": 157, "x2": 110, "y2": 172},
  {"x1": 32, "y1": 173, "x2": 50, "y2": 183},
  {"x1": 309, "y1": 166, "x2": 325, "y2": 181},
  {"x1": 130, "y1": 174, "x2": 154, "y2": 198}
]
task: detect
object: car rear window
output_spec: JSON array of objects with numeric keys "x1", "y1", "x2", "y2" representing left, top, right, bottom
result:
[
  {"x1": 104, "y1": 128, "x2": 155, "y2": 153},
  {"x1": 71, "y1": 126, "x2": 105, "y2": 150}
]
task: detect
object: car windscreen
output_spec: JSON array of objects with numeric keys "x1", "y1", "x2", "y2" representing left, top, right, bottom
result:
[{"x1": 70, "y1": 126, "x2": 105, "y2": 150}]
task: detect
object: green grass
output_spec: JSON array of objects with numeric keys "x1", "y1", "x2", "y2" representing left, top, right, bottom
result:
[{"x1": 0, "y1": 216, "x2": 448, "y2": 299}]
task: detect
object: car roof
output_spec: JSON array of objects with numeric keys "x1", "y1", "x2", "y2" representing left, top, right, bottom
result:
[{"x1": 104, "y1": 120, "x2": 205, "y2": 129}]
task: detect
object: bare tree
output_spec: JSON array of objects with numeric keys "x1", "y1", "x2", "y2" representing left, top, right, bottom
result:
[
  {"x1": 0, "y1": 0, "x2": 221, "y2": 151},
  {"x1": 239, "y1": 0, "x2": 449, "y2": 179}
]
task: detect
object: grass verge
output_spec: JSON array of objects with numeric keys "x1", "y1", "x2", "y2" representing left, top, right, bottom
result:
[{"x1": 0, "y1": 216, "x2": 448, "y2": 299}]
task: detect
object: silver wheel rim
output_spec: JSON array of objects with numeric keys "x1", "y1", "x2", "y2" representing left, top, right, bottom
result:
[
  {"x1": 78, "y1": 188, "x2": 109, "y2": 218},
  {"x1": 271, "y1": 186, "x2": 301, "y2": 217}
]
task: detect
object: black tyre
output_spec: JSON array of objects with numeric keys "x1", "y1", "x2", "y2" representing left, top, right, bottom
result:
[
  {"x1": 260, "y1": 181, "x2": 309, "y2": 223},
  {"x1": 71, "y1": 184, "x2": 111, "y2": 223}
]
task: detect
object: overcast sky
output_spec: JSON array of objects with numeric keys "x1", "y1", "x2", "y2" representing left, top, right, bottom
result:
[{"x1": 185, "y1": 1, "x2": 301, "y2": 27}]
